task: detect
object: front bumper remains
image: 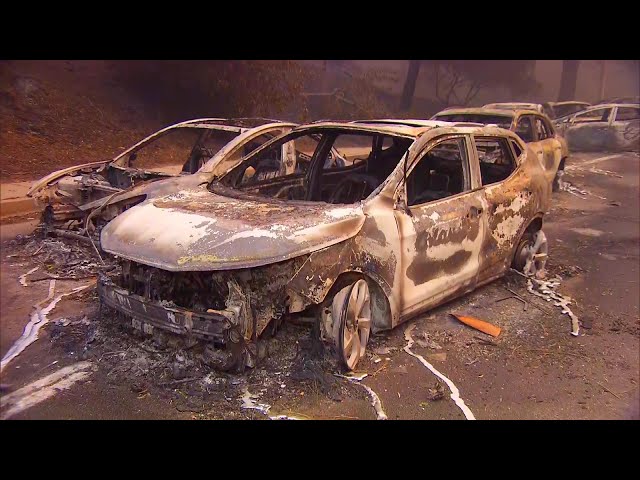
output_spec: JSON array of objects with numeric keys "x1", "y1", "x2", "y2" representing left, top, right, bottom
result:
[{"x1": 97, "y1": 277, "x2": 239, "y2": 343}]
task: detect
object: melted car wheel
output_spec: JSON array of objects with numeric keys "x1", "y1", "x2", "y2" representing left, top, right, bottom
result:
[
  {"x1": 333, "y1": 279, "x2": 371, "y2": 371},
  {"x1": 513, "y1": 229, "x2": 548, "y2": 278}
]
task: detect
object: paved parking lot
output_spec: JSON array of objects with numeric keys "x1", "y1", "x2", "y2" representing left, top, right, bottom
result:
[{"x1": 1, "y1": 151, "x2": 638, "y2": 420}]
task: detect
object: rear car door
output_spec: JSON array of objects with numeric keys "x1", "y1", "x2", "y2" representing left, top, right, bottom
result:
[
  {"x1": 514, "y1": 114, "x2": 542, "y2": 161},
  {"x1": 565, "y1": 107, "x2": 614, "y2": 150},
  {"x1": 611, "y1": 106, "x2": 640, "y2": 150},
  {"x1": 394, "y1": 134, "x2": 486, "y2": 317},
  {"x1": 534, "y1": 115, "x2": 562, "y2": 184},
  {"x1": 475, "y1": 135, "x2": 531, "y2": 283}
]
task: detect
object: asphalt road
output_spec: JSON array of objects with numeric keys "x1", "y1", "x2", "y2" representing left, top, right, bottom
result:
[{"x1": 1, "y1": 151, "x2": 638, "y2": 420}]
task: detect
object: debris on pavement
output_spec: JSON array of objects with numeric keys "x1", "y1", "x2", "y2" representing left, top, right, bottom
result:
[
  {"x1": 427, "y1": 382, "x2": 445, "y2": 401},
  {"x1": 373, "y1": 346, "x2": 396, "y2": 356},
  {"x1": 0, "y1": 361, "x2": 95, "y2": 420},
  {"x1": 428, "y1": 353, "x2": 447, "y2": 362},
  {"x1": 451, "y1": 314, "x2": 502, "y2": 337},
  {"x1": 526, "y1": 276, "x2": 580, "y2": 337},
  {"x1": 337, "y1": 373, "x2": 388, "y2": 420},
  {"x1": 10, "y1": 234, "x2": 117, "y2": 280},
  {"x1": 559, "y1": 179, "x2": 606, "y2": 200},
  {"x1": 0, "y1": 280, "x2": 94, "y2": 373},
  {"x1": 403, "y1": 324, "x2": 476, "y2": 420},
  {"x1": 18, "y1": 266, "x2": 39, "y2": 286},
  {"x1": 415, "y1": 332, "x2": 443, "y2": 350},
  {"x1": 240, "y1": 386, "x2": 271, "y2": 415}
]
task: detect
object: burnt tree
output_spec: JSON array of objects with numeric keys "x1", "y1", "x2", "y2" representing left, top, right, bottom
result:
[
  {"x1": 400, "y1": 60, "x2": 421, "y2": 111},
  {"x1": 557, "y1": 60, "x2": 580, "y2": 101}
]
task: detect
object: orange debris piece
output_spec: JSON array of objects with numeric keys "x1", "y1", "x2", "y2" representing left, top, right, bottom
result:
[{"x1": 451, "y1": 314, "x2": 501, "y2": 337}]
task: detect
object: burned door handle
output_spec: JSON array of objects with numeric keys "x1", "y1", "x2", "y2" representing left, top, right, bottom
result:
[{"x1": 469, "y1": 206, "x2": 484, "y2": 217}]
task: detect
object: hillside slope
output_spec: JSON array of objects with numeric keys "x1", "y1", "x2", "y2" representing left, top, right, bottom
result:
[{"x1": 0, "y1": 60, "x2": 167, "y2": 182}]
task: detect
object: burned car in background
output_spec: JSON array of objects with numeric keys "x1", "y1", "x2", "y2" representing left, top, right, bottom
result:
[
  {"x1": 542, "y1": 101, "x2": 591, "y2": 120},
  {"x1": 554, "y1": 103, "x2": 640, "y2": 152},
  {"x1": 431, "y1": 108, "x2": 569, "y2": 190},
  {"x1": 27, "y1": 118, "x2": 295, "y2": 236},
  {"x1": 483, "y1": 102, "x2": 545, "y2": 114},
  {"x1": 97, "y1": 120, "x2": 552, "y2": 372}
]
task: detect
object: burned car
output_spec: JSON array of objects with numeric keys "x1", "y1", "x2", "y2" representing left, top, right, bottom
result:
[
  {"x1": 27, "y1": 118, "x2": 295, "y2": 236},
  {"x1": 98, "y1": 121, "x2": 552, "y2": 372},
  {"x1": 431, "y1": 108, "x2": 569, "y2": 190},
  {"x1": 483, "y1": 102, "x2": 545, "y2": 114},
  {"x1": 554, "y1": 103, "x2": 640, "y2": 152},
  {"x1": 542, "y1": 101, "x2": 591, "y2": 120}
]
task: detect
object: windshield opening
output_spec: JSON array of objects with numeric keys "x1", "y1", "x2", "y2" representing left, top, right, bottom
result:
[
  {"x1": 113, "y1": 126, "x2": 242, "y2": 174},
  {"x1": 215, "y1": 128, "x2": 414, "y2": 204}
]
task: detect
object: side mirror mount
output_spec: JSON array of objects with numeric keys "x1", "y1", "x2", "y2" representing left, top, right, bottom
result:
[{"x1": 394, "y1": 196, "x2": 412, "y2": 217}]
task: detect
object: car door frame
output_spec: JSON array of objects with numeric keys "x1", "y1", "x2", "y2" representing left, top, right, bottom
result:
[
  {"x1": 534, "y1": 114, "x2": 562, "y2": 182},
  {"x1": 611, "y1": 105, "x2": 640, "y2": 150},
  {"x1": 392, "y1": 132, "x2": 487, "y2": 319},
  {"x1": 473, "y1": 133, "x2": 533, "y2": 284},
  {"x1": 566, "y1": 106, "x2": 615, "y2": 150}
]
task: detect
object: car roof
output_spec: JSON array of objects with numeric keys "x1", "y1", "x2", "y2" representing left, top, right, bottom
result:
[
  {"x1": 174, "y1": 117, "x2": 288, "y2": 129},
  {"x1": 581, "y1": 103, "x2": 639, "y2": 110},
  {"x1": 292, "y1": 120, "x2": 519, "y2": 139},
  {"x1": 433, "y1": 108, "x2": 516, "y2": 117},
  {"x1": 351, "y1": 118, "x2": 493, "y2": 128},
  {"x1": 483, "y1": 102, "x2": 542, "y2": 109}
]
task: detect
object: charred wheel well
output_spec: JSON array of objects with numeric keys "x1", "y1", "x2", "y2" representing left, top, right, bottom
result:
[
  {"x1": 559, "y1": 157, "x2": 567, "y2": 171},
  {"x1": 321, "y1": 271, "x2": 391, "y2": 332},
  {"x1": 526, "y1": 216, "x2": 543, "y2": 234}
]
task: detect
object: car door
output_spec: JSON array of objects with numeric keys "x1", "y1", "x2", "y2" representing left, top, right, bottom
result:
[
  {"x1": 514, "y1": 114, "x2": 543, "y2": 162},
  {"x1": 475, "y1": 135, "x2": 531, "y2": 284},
  {"x1": 611, "y1": 106, "x2": 640, "y2": 150},
  {"x1": 394, "y1": 134, "x2": 486, "y2": 317},
  {"x1": 565, "y1": 107, "x2": 614, "y2": 151},
  {"x1": 534, "y1": 115, "x2": 562, "y2": 183}
]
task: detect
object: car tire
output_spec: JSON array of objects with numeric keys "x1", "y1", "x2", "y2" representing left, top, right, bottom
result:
[
  {"x1": 331, "y1": 279, "x2": 372, "y2": 371},
  {"x1": 512, "y1": 230, "x2": 535, "y2": 272}
]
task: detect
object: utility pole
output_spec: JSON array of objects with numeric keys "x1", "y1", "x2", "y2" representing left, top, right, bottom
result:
[{"x1": 598, "y1": 60, "x2": 607, "y2": 101}]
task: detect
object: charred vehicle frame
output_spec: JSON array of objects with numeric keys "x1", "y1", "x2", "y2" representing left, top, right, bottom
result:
[
  {"x1": 27, "y1": 118, "x2": 296, "y2": 239},
  {"x1": 98, "y1": 121, "x2": 552, "y2": 371}
]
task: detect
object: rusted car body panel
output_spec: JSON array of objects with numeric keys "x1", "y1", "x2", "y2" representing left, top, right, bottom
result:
[
  {"x1": 554, "y1": 103, "x2": 640, "y2": 152},
  {"x1": 27, "y1": 119, "x2": 296, "y2": 233},
  {"x1": 99, "y1": 121, "x2": 551, "y2": 369},
  {"x1": 431, "y1": 108, "x2": 569, "y2": 188}
]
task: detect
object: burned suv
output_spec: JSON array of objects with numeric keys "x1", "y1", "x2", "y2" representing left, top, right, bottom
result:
[{"x1": 98, "y1": 121, "x2": 551, "y2": 371}]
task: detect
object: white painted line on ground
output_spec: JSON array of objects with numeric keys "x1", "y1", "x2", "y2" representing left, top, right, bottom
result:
[
  {"x1": 0, "y1": 362, "x2": 95, "y2": 419},
  {"x1": 18, "y1": 266, "x2": 39, "y2": 287},
  {"x1": 566, "y1": 154, "x2": 622, "y2": 170},
  {"x1": 404, "y1": 324, "x2": 476, "y2": 420},
  {"x1": 0, "y1": 282, "x2": 93, "y2": 373}
]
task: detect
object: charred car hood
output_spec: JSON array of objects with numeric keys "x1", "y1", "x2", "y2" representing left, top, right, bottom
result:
[
  {"x1": 27, "y1": 160, "x2": 110, "y2": 196},
  {"x1": 101, "y1": 187, "x2": 365, "y2": 271}
]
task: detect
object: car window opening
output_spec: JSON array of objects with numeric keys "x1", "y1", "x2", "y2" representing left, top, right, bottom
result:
[
  {"x1": 475, "y1": 137, "x2": 517, "y2": 185},
  {"x1": 407, "y1": 137, "x2": 470, "y2": 206},
  {"x1": 217, "y1": 130, "x2": 413, "y2": 205}
]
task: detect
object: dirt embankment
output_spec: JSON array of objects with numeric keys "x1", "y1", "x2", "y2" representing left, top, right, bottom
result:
[{"x1": 0, "y1": 60, "x2": 169, "y2": 182}]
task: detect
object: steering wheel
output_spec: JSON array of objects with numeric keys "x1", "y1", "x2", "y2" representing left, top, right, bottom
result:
[{"x1": 328, "y1": 173, "x2": 379, "y2": 204}]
